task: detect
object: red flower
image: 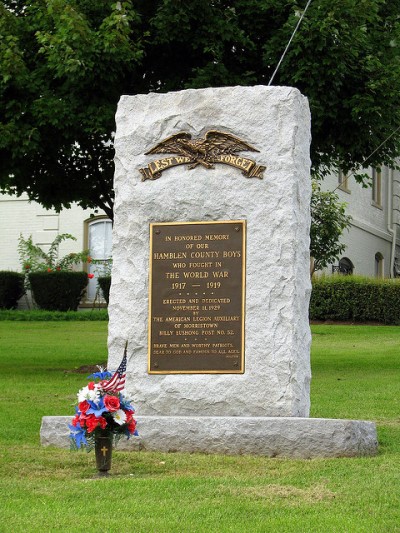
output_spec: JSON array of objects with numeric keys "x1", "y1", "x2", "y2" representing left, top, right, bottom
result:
[
  {"x1": 104, "y1": 395, "x2": 120, "y2": 412},
  {"x1": 127, "y1": 419, "x2": 137, "y2": 434},
  {"x1": 47, "y1": 268, "x2": 52, "y2": 272},
  {"x1": 71, "y1": 414, "x2": 80, "y2": 427},
  {"x1": 88, "y1": 381, "x2": 95, "y2": 390},
  {"x1": 79, "y1": 412, "x2": 90, "y2": 426},
  {"x1": 85, "y1": 414, "x2": 100, "y2": 433},
  {"x1": 78, "y1": 400, "x2": 90, "y2": 414},
  {"x1": 84, "y1": 414, "x2": 107, "y2": 433},
  {"x1": 56, "y1": 266, "x2": 61, "y2": 271},
  {"x1": 24, "y1": 264, "x2": 30, "y2": 270},
  {"x1": 98, "y1": 416, "x2": 107, "y2": 429},
  {"x1": 124, "y1": 409, "x2": 134, "y2": 422},
  {"x1": 88, "y1": 273, "x2": 95, "y2": 279},
  {"x1": 87, "y1": 256, "x2": 92, "y2": 263}
]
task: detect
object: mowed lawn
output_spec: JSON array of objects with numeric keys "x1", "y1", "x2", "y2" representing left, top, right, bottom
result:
[{"x1": 0, "y1": 321, "x2": 399, "y2": 532}]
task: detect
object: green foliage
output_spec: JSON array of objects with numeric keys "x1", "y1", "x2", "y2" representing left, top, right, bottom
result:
[
  {"x1": 18, "y1": 233, "x2": 90, "y2": 273},
  {"x1": 310, "y1": 181, "x2": 352, "y2": 274},
  {"x1": 0, "y1": 271, "x2": 25, "y2": 309},
  {"x1": 310, "y1": 275, "x2": 400, "y2": 324},
  {"x1": 0, "y1": 308, "x2": 108, "y2": 320},
  {"x1": 97, "y1": 275, "x2": 111, "y2": 304},
  {"x1": 2, "y1": 1, "x2": 400, "y2": 218},
  {"x1": 0, "y1": 0, "x2": 143, "y2": 219},
  {"x1": 28, "y1": 271, "x2": 88, "y2": 311}
]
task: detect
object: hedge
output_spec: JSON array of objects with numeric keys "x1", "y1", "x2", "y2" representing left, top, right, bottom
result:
[
  {"x1": 29, "y1": 271, "x2": 88, "y2": 312},
  {"x1": 310, "y1": 275, "x2": 400, "y2": 324},
  {"x1": 0, "y1": 271, "x2": 25, "y2": 309},
  {"x1": 98, "y1": 276, "x2": 111, "y2": 305}
]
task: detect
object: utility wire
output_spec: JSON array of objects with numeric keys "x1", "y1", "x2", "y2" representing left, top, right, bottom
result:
[
  {"x1": 266, "y1": 0, "x2": 400, "y2": 190},
  {"x1": 268, "y1": 0, "x2": 313, "y2": 86}
]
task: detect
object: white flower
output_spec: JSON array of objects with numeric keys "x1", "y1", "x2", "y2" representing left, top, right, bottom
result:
[
  {"x1": 112, "y1": 409, "x2": 127, "y2": 425},
  {"x1": 77, "y1": 385, "x2": 100, "y2": 403}
]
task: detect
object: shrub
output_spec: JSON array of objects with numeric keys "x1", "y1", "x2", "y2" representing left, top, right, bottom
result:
[
  {"x1": 0, "y1": 271, "x2": 25, "y2": 309},
  {"x1": 98, "y1": 276, "x2": 111, "y2": 305},
  {"x1": 310, "y1": 275, "x2": 400, "y2": 324},
  {"x1": 29, "y1": 271, "x2": 88, "y2": 311},
  {"x1": 18, "y1": 233, "x2": 90, "y2": 273}
]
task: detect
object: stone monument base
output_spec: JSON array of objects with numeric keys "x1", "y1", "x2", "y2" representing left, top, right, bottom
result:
[{"x1": 41, "y1": 416, "x2": 377, "y2": 459}]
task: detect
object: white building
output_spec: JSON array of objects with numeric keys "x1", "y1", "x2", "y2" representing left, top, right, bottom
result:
[
  {"x1": 320, "y1": 167, "x2": 400, "y2": 278},
  {"x1": 0, "y1": 192, "x2": 111, "y2": 305}
]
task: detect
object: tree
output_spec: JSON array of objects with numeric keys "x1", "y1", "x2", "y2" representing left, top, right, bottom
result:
[
  {"x1": 2, "y1": 0, "x2": 400, "y2": 220},
  {"x1": 310, "y1": 181, "x2": 352, "y2": 275},
  {"x1": 0, "y1": 0, "x2": 143, "y2": 220}
]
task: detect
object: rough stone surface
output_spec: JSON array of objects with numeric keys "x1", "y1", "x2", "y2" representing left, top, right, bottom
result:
[
  {"x1": 109, "y1": 85, "x2": 312, "y2": 418},
  {"x1": 41, "y1": 87, "x2": 378, "y2": 459},
  {"x1": 41, "y1": 416, "x2": 378, "y2": 458}
]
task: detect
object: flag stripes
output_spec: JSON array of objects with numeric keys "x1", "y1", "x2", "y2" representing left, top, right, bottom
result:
[{"x1": 101, "y1": 342, "x2": 127, "y2": 392}]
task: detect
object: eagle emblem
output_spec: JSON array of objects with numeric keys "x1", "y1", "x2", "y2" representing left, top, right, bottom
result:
[{"x1": 139, "y1": 130, "x2": 266, "y2": 181}]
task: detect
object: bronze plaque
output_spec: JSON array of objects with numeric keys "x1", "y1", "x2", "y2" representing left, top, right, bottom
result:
[
  {"x1": 139, "y1": 130, "x2": 265, "y2": 181},
  {"x1": 148, "y1": 220, "x2": 246, "y2": 374}
]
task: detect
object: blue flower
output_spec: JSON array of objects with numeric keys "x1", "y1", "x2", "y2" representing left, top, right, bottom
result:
[
  {"x1": 87, "y1": 370, "x2": 112, "y2": 380},
  {"x1": 69, "y1": 422, "x2": 88, "y2": 448},
  {"x1": 120, "y1": 396, "x2": 134, "y2": 411},
  {"x1": 86, "y1": 397, "x2": 108, "y2": 417}
]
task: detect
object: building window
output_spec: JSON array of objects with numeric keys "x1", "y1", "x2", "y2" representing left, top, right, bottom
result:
[
  {"x1": 394, "y1": 258, "x2": 400, "y2": 278},
  {"x1": 86, "y1": 218, "x2": 112, "y2": 301},
  {"x1": 375, "y1": 253, "x2": 384, "y2": 278},
  {"x1": 332, "y1": 257, "x2": 354, "y2": 275},
  {"x1": 338, "y1": 170, "x2": 350, "y2": 193},
  {"x1": 371, "y1": 168, "x2": 382, "y2": 207},
  {"x1": 339, "y1": 257, "x2": 354, "y2": 275}
]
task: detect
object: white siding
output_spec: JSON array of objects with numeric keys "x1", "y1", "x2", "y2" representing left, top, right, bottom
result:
[
  {"x1": 0, "y1": 193, "x2": 106, "y2": 272},
  {"x1": 320, "y1": 168, "x2": 400, "y2": 278}
]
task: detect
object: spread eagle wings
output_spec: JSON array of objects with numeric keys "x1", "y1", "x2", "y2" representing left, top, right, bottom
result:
[
  {"x1": 145, "y1": 132, "x2": 192, "y2": 156},
  {"x1": 203, "y1": 130, "x2": 260, "y2": 155},
  {"x1": 144, "y1": 131, "x2": 259, "y2": 157}
]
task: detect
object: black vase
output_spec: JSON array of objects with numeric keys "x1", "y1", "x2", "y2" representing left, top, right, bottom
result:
[{"x1": 94, "y1": 431, "x2": 113, "y2": 476}]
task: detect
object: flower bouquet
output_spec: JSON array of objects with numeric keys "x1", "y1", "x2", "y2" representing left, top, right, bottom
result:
[
  {"x1": 69, "y1": 374, "x2": 137, "y2": 452},
  {"x1": 69, "y1": 346, "x2": 138, "y2": 459}
]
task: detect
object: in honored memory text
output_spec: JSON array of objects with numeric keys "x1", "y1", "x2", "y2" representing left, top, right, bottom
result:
[{"x1": 148, "y1": 220, "x2": 246, "y2": 373}]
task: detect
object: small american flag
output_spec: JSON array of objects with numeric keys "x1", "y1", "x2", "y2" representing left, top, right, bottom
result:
[{"x1": 101, "y1": 342, "x2": 128, "y2": 392}]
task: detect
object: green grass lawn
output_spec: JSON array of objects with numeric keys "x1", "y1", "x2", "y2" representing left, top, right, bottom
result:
[{"x1": 0, "y1": 322, "x2": 399, "y2": 532}]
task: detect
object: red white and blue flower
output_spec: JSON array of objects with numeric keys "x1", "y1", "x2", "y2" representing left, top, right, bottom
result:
[{"x1": 69, "y1": 359, "x2": 138, "y2": 450}]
